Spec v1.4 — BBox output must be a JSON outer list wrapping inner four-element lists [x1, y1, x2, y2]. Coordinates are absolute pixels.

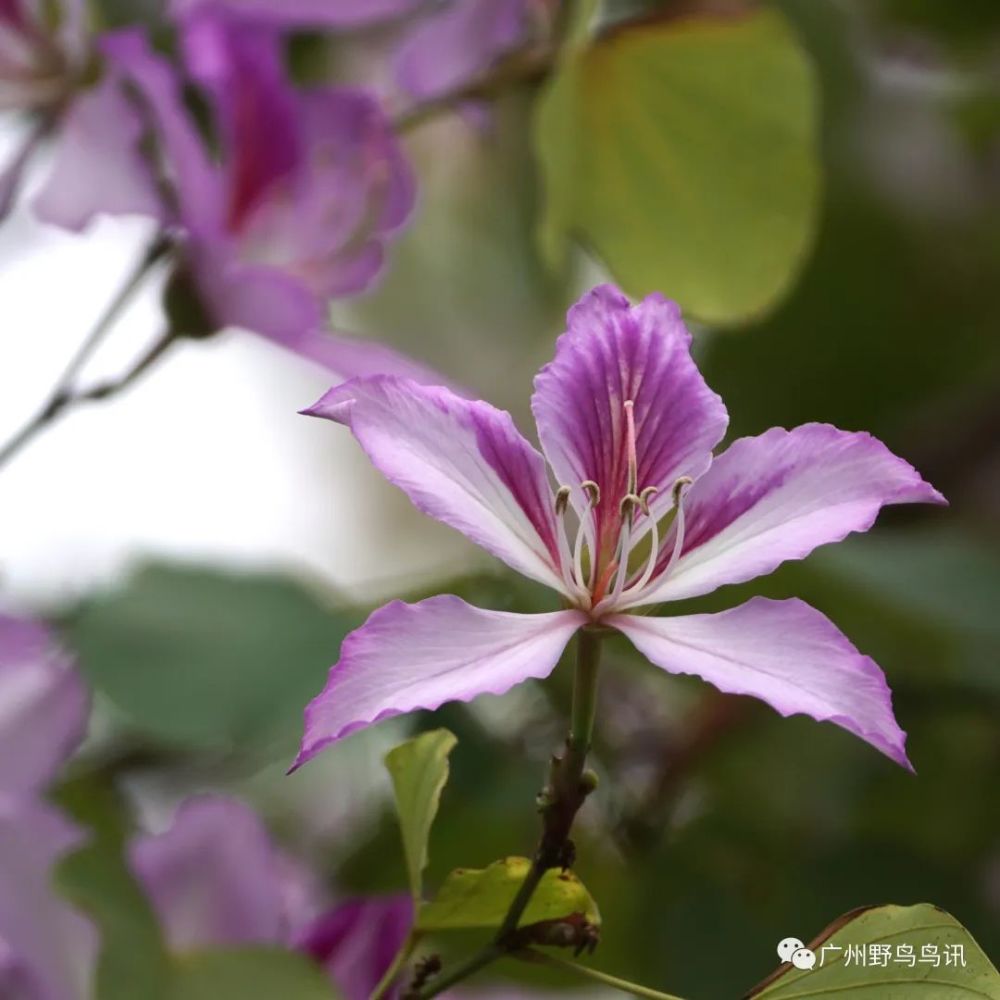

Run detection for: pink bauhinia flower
[[34, 10, 442, 384], [293, 285, 946, 772]]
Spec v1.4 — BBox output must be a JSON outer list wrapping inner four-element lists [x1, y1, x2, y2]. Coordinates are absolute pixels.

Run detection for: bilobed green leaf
[[535, 8, 820, 324], [416, 857, 600, 932], [62, 562, 359, 753], [170, 949, 340, 1000], [385, 728, 458, 901], [749, 903, 1000, 998]]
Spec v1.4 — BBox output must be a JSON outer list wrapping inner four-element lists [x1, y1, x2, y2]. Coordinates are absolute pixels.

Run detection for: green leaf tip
[[385, 727, 458, 903]]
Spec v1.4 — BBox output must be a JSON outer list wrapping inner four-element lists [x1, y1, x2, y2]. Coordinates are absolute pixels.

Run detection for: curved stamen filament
[[554, 482, 603, 605], [607, 493, 640, 607], [660, 476, 694, 580], [604, 476, 692, 611], [573, 480, 600, 592], [621, 490, 661, 600], [554, 486, 585, 601]]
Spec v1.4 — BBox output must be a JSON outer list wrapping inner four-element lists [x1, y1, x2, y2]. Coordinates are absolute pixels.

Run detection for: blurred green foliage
[[62, 564, 360, 757]]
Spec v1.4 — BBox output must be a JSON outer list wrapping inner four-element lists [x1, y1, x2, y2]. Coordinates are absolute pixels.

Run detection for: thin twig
[[72, 327, 178, 403], [392, 43, 556, 133], [517, 947, 690, 1000], [0, 238, 170, 471]]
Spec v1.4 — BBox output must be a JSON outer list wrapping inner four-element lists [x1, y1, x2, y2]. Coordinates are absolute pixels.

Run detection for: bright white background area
[[0, 143, 471, 613]]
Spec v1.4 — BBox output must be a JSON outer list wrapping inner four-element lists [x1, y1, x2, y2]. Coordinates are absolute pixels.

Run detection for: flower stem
[[569, 625, 601, 756], [0, 237, 171, 472], [413, 629, 602, 999], [518, 948, 690, 1000], [498, 627, 601, 940]]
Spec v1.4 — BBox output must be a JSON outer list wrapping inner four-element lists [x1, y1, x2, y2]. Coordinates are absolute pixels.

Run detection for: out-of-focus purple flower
[[394, 0, 528, 102], [129, 795, 321, 953], [129, 793, 415, 997], [296, 895, 412, 1000], [35, 13, 444, 384], [0, 615, 95, 1000], [169, 0, 424, 29], [294, 283, 947, 772]]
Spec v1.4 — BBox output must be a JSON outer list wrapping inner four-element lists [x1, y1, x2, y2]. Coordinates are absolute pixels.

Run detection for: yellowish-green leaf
[[535, 8, 820, 325], [385, 728, 457, 902], [416, 857, 600, 932], [750, 903, 1000, 998]]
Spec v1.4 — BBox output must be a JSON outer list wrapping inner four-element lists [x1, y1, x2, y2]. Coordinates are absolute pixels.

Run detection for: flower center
[[553, 400, 693, 613]]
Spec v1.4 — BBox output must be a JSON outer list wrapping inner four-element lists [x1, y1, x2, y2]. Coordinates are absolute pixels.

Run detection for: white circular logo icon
[[777, 937, 805, 963], [791, 947, 817, 970]]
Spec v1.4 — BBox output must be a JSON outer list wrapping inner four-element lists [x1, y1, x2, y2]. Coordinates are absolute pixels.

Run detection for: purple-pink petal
[[228, 86, 415, 300], [608, 597, 912, 769], [170, 0, 423, 28], [193, 252, 452, 382], [292, 330, 459, 387], [0, 615, 87, 797], [532, 284, 728, 560], [32, 76, 167, 231], [0, 797, 96, 1000], [296, 895, 412, 1000], [97, 28, 221, 233], [129, 795, 301, 952], [300, 88, 415, 240], [293, 596, 585, 768], [395, 0, 526, 102], [634, 423, 946, 606], [178, 7, 299, 234], [305, 377, 567, 593]]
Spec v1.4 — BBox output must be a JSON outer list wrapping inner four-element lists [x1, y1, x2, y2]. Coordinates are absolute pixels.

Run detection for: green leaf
[[62, 562, 360, 753], [417, 857, 600, 932], [385, 728, 457, 902], [535, 8, 820, 324], [749, 903, 1000, 998], [170, 949, 340, 1000]]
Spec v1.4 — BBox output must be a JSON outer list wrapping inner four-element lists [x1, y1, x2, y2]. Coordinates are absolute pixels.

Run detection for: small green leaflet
[[385, 728, 458, 902]]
